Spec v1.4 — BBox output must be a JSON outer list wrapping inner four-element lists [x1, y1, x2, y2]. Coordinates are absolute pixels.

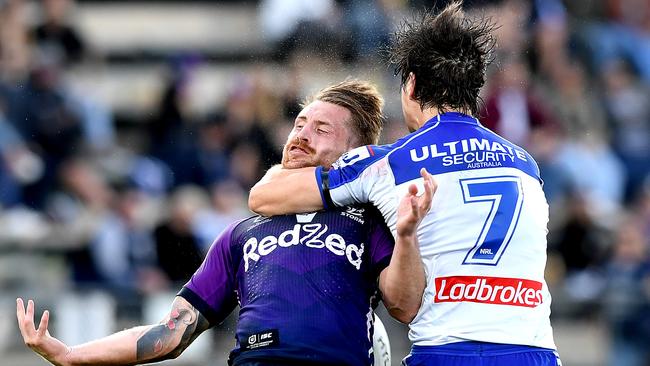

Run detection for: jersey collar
[[422, 111, 481, 128]]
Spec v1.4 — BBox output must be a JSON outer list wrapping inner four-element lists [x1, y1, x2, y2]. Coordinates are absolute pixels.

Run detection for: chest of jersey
[[235, 208, 375, 275]]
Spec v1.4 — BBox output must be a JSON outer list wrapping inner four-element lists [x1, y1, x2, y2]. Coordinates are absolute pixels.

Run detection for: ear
[[405, 73, 416, 100]]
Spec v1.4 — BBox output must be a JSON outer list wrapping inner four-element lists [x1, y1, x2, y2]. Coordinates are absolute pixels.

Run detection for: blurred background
[[0, 0, 649, 365]]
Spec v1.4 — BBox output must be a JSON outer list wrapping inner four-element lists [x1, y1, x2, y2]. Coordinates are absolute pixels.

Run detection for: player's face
[[282, 100, 355, 169]]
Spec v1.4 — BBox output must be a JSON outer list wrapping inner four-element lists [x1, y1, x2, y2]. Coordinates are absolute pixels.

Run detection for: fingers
[[17, 298, 37, 341], [16, 298, 24, 320], [410, 196, 419, 217], [26, 299, 34, 324], [37, 310, 49, 338], [407, 183, 418, 197], [419, 168, 435, 211], [16, 298, 25, 332], [401, 168, 435, 220], [420, 168, 436, 192]]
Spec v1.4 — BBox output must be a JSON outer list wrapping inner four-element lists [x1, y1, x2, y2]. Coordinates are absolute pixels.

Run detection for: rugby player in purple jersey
[[17, 80, 435, 366]]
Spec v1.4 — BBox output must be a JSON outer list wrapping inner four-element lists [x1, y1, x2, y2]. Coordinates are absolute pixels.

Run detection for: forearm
[[65, 297, 208, 366], [380, 233, 425, 324], [249, 166, 323, 215], [64, 326, 148, 366]]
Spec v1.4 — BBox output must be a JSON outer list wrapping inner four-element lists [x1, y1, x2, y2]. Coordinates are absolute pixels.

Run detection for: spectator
[[153, 186, 205, 285], [16, 53, 85, 208], [192, 180, 249, 252], [0, 109, 43, 207], [543, 61, 608, 140], [0, 0, 31, 81], [549, 192, 609, 316], [258, 0, 350, 61], [601, 60, 650, 201], [343, 0, 393, 60], [480, 55, 557, 149], [194, 115, 231, 187], [33, 0, 86, 64], [601, 214, 650, 366], [90, 185, 165, 297], [581, 0, 650, 82], [45, 158, 113, 285]]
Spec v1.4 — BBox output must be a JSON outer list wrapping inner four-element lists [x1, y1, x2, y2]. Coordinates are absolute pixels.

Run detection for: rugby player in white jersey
[[249, 2, 562, 365]]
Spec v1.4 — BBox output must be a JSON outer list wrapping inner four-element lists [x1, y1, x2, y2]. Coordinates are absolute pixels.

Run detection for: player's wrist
[[396, 230, 417, 242]]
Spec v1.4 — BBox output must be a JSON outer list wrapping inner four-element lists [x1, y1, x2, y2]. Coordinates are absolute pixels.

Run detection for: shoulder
[[328, 143, 402, 189], [480, 125, 542, 180], [331, 145, 389, 171], [213, 216, 259, 247]]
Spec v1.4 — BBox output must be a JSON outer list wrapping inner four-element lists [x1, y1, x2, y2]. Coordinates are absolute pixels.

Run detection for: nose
[[294, 123, 312, 145]]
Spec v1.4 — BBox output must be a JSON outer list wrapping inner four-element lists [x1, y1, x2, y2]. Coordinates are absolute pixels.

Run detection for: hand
[[396, 168, 436, 238], [16, 298, 71, 366]]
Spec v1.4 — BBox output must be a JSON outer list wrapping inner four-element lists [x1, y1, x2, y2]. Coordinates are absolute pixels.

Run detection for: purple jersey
[[178, 204, 394, 366]]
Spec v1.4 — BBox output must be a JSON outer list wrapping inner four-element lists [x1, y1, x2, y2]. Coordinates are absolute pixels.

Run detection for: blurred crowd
[[0, 0, 649, 365]]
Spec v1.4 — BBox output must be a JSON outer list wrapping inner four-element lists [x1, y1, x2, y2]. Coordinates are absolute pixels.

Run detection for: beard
[[281, 142, 318, 169]]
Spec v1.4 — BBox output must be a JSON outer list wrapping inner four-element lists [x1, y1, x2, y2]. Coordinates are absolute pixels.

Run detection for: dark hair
[[388, 1, 496, 115], [303, 79, 385, 145]]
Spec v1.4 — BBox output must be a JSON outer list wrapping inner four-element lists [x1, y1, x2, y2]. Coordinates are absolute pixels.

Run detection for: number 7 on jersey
[[460, 176, 524, 266]]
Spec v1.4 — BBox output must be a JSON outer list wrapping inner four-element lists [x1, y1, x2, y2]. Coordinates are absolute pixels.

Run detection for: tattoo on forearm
[[136, 300, 210, 362]]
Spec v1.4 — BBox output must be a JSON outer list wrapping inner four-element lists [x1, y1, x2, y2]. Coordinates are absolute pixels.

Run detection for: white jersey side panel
[[324, 113, 556, 349]]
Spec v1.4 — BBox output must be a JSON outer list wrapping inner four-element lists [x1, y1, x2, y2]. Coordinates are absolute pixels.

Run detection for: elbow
[[401, 307, 419, 324], [387, 305, 419, 324], [248, 190, 262, 214], [248, 187, 272, 216], [168, 348, 184, 360]]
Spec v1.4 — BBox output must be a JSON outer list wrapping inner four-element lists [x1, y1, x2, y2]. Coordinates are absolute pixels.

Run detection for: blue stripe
[[411, 342, 556, 356], [315, 166, 328, 209]]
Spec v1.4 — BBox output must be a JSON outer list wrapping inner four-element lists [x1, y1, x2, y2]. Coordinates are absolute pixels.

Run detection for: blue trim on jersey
[[315, 166, 329, 209], [429, 112, 481, 125], [476, 123, 542, 180], [326, 145, 390, 189]]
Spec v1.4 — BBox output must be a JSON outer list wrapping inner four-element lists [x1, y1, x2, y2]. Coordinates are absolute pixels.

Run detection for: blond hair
[[304, 80, 385, 145]]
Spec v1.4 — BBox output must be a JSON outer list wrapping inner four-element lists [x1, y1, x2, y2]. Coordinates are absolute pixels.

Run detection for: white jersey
[[316, 112, 556, 350]]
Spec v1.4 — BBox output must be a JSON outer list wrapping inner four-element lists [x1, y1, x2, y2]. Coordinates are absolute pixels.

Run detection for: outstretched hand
[[396, 168, 436, 238], [16, 298, 71, 366]]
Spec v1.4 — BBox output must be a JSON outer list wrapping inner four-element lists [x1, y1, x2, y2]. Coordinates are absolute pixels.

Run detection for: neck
[[419, 107, 441, 127], [416, 107, 468, 128]]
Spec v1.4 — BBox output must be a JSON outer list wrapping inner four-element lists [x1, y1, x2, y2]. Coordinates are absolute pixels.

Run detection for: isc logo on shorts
[[434, 276, 544, 307]]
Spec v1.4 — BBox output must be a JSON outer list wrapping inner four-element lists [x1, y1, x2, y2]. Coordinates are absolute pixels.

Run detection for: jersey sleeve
[[367, 213, 394, 278], [178, 222, 239, 326], [317, 145, 388, 208]]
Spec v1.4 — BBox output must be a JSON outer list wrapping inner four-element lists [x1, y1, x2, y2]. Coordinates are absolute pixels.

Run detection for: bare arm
[[380, 168, 435, 324], [249, 165, 324, 216], [16, 296, 210, 366]]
